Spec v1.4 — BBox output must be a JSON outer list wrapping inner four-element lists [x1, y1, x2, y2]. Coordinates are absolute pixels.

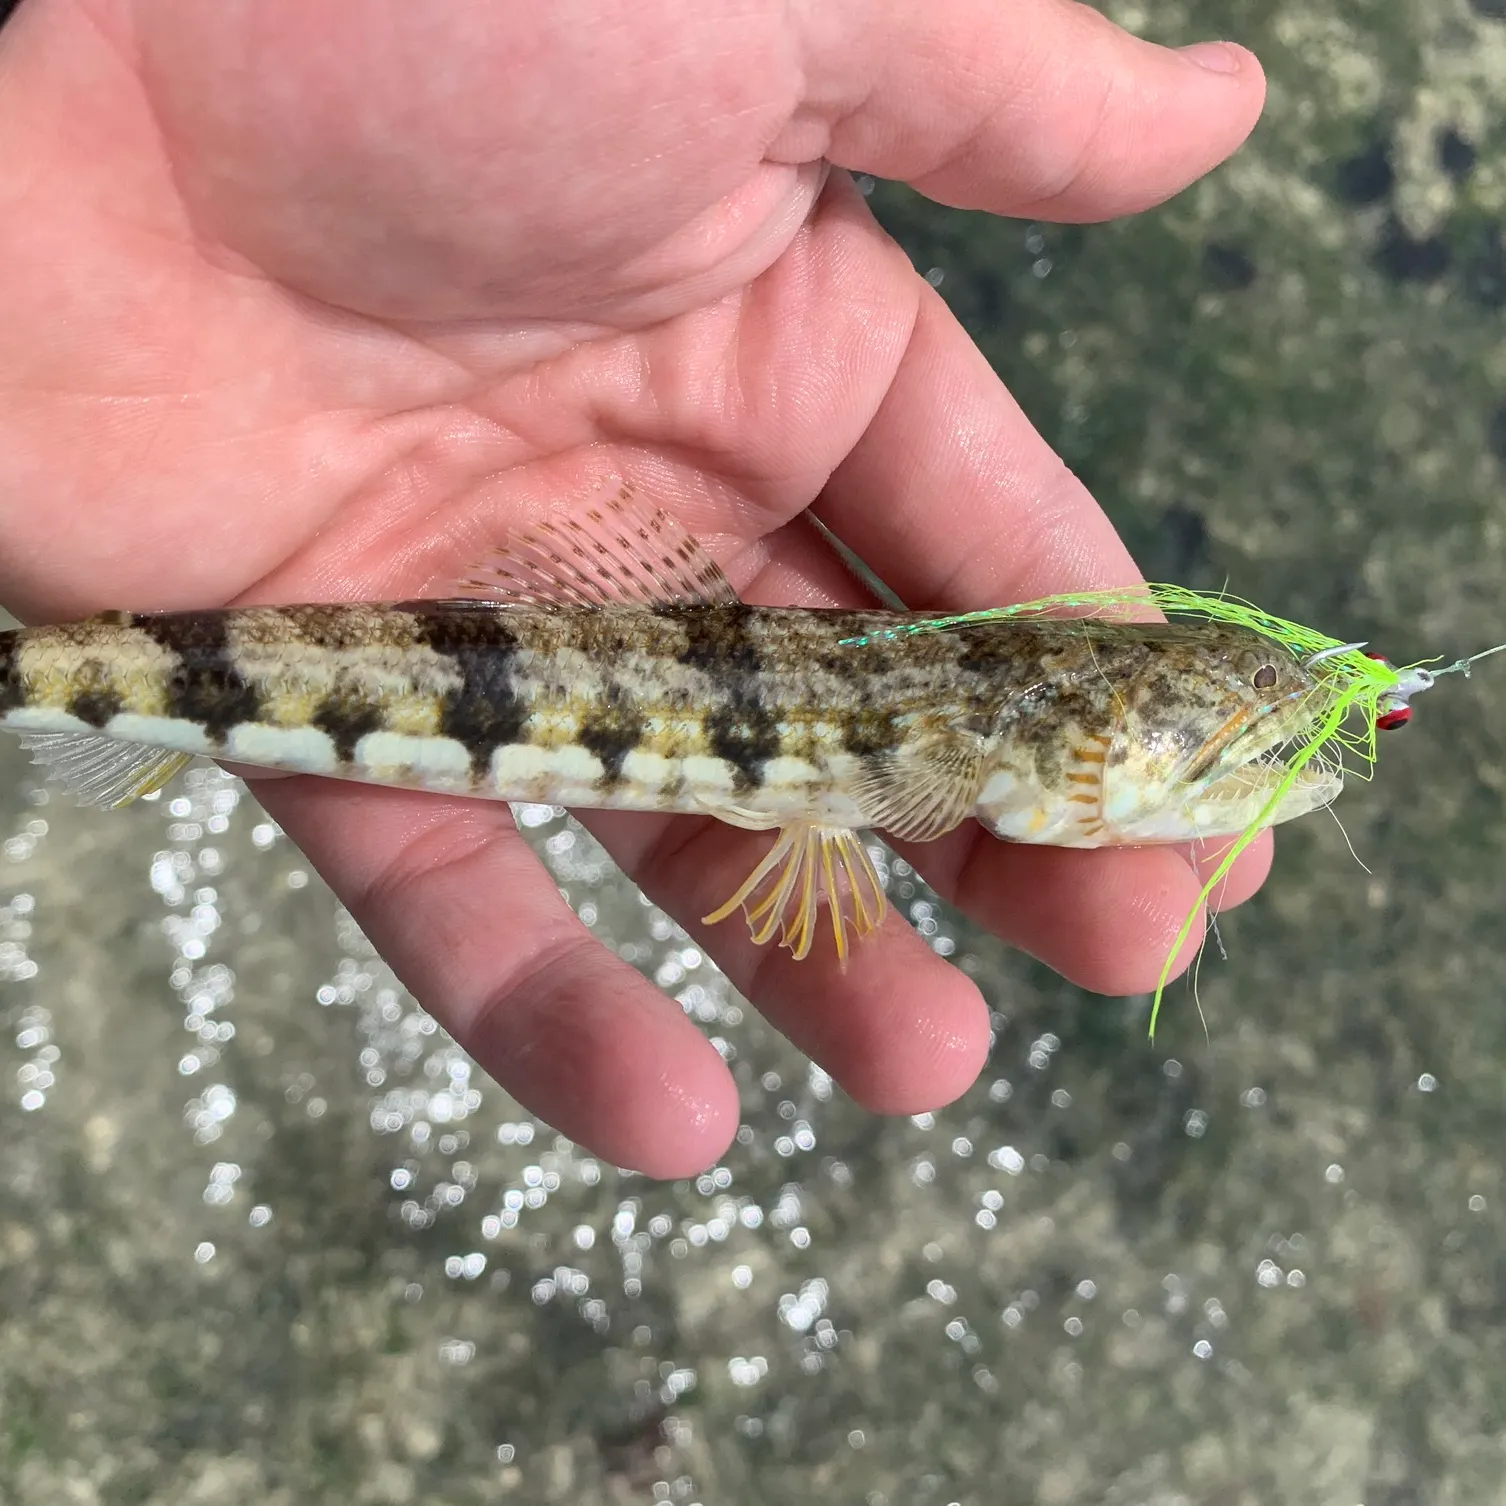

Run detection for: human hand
[[0, 0, 1268, 1174]]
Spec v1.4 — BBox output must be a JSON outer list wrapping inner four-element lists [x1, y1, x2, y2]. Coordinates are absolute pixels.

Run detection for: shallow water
[[6, 3, 1506, 1503]]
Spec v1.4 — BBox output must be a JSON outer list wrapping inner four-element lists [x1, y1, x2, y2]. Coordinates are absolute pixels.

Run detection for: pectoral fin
[[849, 728, 988, 843], [702, 822, 887, 964]]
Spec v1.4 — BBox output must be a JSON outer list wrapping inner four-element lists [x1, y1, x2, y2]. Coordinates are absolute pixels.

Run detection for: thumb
[[785, 0, 1265, 221]]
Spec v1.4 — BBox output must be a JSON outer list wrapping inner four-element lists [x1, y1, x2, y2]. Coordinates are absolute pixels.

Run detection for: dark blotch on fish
[[840, 706, 899, 759], [69, 684, 124, 729], [313, 696, 386, 763], [705, 695, 779, 793], [406, 607, 530, 775], [579, 687, 646, 787], [0, 636, 19, 715], [136, 611, 265, 740], [814, 640, 895, 676], [675, 605, 763, 678]]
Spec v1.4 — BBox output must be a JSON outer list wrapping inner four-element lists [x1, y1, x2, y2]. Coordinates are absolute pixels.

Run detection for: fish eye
[[1253, 664, 1278, 690]]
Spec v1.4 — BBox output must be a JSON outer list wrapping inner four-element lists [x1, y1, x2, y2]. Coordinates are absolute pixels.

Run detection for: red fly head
[[1364, 652, 1413, 730]]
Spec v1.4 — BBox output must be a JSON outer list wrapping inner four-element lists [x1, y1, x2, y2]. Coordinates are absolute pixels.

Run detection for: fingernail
[[1178, 41, 1243, 74]]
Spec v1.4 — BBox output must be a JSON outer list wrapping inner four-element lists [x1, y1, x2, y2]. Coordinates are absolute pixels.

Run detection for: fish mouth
[[1184, 752, 1342, 838], [1180, 694, 1314, 791], [1097, 691, 1340, 845], [1179, 694, 1341, 824]]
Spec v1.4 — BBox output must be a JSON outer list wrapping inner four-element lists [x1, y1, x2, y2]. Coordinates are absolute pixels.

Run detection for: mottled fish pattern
[[0, 488, 1343, 962]]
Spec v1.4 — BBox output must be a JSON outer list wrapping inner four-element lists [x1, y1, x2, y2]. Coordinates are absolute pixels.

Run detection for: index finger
[[817, 278, 1139, 615], [814, 282, 1276, 986]]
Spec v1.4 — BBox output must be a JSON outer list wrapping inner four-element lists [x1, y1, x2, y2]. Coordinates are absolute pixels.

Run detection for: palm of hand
[[0, 0, 1268, 1173]]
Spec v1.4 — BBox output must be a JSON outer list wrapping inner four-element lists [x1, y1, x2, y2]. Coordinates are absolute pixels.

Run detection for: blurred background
[[4, 1, 1506, 1502]]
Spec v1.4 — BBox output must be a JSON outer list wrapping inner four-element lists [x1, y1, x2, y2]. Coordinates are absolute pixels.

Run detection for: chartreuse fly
[[0, 484, 1497, 1027]]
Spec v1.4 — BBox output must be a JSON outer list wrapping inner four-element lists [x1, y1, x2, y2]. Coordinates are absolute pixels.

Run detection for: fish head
[[1098, 623, 1341, 843]]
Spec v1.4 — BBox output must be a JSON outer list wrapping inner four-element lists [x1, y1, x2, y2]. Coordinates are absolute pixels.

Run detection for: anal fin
[[689, 792, 782, 832], [19, 732, 193, 809], [702, 822, 887, 964]]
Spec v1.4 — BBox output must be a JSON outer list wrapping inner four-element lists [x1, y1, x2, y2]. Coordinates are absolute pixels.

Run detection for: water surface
[[4, 3, 1506, 1501]]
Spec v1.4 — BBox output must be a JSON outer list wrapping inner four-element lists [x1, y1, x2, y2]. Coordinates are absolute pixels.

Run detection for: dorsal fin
[[454, 482, 740, 609]]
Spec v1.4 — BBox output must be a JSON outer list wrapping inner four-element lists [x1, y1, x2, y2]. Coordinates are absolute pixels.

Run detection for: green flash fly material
[[0, 482, 1497, 1035]]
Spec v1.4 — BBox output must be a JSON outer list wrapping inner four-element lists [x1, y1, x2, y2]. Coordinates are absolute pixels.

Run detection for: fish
[[0, 485, 1344, 964]]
